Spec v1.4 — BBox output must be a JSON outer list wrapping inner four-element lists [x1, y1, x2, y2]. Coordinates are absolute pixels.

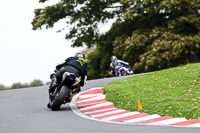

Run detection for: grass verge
[[103, 63, 200, 119]]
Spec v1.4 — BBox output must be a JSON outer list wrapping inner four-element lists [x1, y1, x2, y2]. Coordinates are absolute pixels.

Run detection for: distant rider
[[110, 55, 131, 76], [48, 53, 87, 97]]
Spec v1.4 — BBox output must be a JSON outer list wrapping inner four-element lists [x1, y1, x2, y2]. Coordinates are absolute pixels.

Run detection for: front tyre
[[50, 86, 69, 111]]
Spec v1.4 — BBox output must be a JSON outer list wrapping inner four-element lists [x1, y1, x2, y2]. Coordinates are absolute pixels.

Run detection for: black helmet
[[76, 53, 85, 59], [111, 55, 117, 61]]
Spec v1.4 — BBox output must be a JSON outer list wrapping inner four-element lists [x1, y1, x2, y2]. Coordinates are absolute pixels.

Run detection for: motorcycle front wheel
[[50, 86, 69, 111]]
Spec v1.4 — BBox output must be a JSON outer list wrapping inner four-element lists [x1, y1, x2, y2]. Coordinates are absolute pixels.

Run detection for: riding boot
[[72, 84, 81, 94], [49, 74, 58, 94]]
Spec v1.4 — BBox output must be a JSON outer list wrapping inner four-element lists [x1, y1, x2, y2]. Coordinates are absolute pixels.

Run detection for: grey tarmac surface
[[0, 75, 199, 133]]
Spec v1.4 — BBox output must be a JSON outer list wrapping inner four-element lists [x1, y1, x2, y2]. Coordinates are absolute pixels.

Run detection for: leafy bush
[[0, 84, 8, 90], [29, 79, 44, 87], [0, 79, 45, 90]]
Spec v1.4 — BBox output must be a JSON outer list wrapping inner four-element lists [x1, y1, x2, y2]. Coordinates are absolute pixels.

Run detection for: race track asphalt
[[0, 75, 199, 133]]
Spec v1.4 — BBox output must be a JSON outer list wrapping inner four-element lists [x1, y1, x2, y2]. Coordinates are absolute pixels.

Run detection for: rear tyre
[[121, 71, 128, 76], [50, 86, 69, 111]]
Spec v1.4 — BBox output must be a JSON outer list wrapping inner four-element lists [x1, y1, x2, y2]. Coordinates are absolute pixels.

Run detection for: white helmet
[[76, 53, 85, 59], [111, 56, 117, 61]]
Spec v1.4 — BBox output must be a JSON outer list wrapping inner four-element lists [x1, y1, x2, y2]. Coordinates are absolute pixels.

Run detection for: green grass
[[103, 63, 200, 119]]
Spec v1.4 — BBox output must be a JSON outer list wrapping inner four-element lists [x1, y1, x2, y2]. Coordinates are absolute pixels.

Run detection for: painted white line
[[123, 114, 161, 123], [148, 118, 187, 125], [79, 102, 113, 111], [84, 108, 117, 115], [187, 123, 200, 127], [102, 112, 139, 121], [71, 97, 151, 126], [91, 109, 126, 118], [77, 101, 107, 108], [77, 101, 106, 108], [88, 87, 103, 90], [78, 94, 101, 99], [77, 95, 106, 103], [69, 91, 120, 124]]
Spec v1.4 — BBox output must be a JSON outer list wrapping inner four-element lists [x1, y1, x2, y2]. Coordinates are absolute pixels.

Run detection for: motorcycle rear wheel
[[121, 71, 128, 76], [50, 86, 69, 111]]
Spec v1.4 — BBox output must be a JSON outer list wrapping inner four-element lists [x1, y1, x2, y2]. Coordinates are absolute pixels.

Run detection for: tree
[[112, 0, 200, 73], [33, 0, 200, 79], [10, 82, 29, 89], [29, 79, 44, 87], [32, 0, 124, 47], [0, 84, 8, 90]]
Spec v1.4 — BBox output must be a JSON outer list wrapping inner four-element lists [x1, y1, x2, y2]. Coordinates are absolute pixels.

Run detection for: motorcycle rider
[[48, 53, 87, 98], [110, 55, 131, 76]]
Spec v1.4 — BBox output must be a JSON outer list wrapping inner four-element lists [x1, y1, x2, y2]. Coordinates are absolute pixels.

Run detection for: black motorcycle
[[48, 72, 80, 111]]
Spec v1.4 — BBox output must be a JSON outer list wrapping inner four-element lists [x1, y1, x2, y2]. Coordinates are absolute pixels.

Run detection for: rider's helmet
[[111, 56, 117, 61], [76, 53, 85, 59]]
